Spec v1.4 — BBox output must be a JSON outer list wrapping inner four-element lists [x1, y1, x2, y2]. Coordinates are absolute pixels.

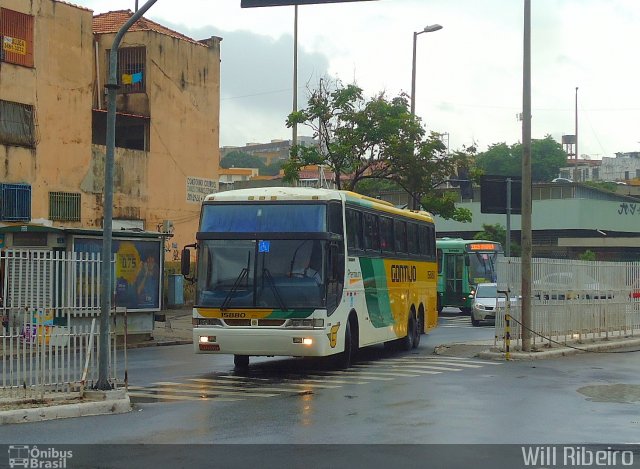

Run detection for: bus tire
[[400, 313, 416, 351], [413, 313, 422, 348], [335, 318, 356, 369], [234, 354, 249, 369], [437, 294, 443, 313], [460, 307, 472, 315]]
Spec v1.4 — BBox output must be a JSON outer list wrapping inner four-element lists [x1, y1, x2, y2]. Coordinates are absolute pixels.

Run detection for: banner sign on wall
[[186, 177, 217, 203], [74, 238, 162, 311]]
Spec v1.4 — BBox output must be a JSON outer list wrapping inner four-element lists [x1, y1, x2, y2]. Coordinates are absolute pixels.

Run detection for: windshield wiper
[[262, 268, 287, 311], [220, 268, 249, 311]]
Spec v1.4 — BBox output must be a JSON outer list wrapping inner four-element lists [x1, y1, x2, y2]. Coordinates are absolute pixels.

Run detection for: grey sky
[[75, 0, 640, 158]]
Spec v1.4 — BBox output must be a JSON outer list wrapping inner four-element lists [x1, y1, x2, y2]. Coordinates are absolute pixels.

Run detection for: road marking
[[212, 375, 343, 388], [218, 373, 367, 388], [350, 365, 422, 377], [189, 377, 363, 390], [127, 391, 240, 402], [391, 364, 461, 372], [311, 372, 394, 381], [135, 386, 278, 398]]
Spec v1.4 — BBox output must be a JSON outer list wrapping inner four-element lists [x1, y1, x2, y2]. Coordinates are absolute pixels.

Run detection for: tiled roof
[[93, 10, 203, 46]]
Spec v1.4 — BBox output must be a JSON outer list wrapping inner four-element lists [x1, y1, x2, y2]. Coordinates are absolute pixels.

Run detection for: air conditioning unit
[[162, 220, 174, 233]]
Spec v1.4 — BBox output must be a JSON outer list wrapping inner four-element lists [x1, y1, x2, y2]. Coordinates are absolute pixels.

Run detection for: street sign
[[241, 0, 375, 7], [480, 175, 522, 214]]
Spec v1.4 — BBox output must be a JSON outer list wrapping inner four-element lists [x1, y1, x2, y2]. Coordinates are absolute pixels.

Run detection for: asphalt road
[[1, 311, 639, 446]]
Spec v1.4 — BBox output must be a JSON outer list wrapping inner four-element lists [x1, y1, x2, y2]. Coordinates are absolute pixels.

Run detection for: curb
[[129, 339, 192, 348], [0, 391, 131, 425], [478, 337, 640, 361]]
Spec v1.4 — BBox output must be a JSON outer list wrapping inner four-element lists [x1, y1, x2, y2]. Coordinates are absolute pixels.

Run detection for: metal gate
[[1, 249, 121, 399]]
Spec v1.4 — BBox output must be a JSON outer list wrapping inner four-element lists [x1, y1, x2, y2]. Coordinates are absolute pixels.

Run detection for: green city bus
[[436, 238, 503, 313]]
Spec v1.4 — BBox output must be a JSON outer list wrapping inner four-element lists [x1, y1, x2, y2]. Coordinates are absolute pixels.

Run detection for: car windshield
[[196, 239, 326, 309], [476, 284, 497, 298]]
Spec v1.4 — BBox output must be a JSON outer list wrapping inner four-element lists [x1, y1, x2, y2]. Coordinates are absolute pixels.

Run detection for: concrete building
[[221, 136, 318, 166], [0, 2, 220, 262]]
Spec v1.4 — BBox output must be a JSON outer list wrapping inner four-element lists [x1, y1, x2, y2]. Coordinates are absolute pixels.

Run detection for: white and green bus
[[436, 238, 503, 313], [182, 187, 438, 369]]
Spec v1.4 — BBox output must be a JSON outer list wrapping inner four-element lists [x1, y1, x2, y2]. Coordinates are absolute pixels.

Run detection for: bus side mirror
[[181, 243, 197, 280]]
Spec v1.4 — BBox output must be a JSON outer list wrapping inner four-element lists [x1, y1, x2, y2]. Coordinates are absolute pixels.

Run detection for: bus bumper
[[193, 327, 338, 357]]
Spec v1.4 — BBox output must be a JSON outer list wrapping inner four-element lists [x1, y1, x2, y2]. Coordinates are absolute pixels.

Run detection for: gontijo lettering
[[391, 264, 417, 282]]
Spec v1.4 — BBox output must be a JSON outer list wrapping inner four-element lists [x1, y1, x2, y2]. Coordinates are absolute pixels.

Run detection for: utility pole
[[521, 0, 533, 352], [292, 5, 298, 150], [96, 0, 158, 390], [574, 86, 579, 181]]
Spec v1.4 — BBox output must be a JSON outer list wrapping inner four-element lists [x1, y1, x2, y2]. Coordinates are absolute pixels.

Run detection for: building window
[[92, 111, 149, 151], [110, 47, 146, 93], [0, 100, 36, 148], [0, 183, 31, 221], [1, 9, 34, 68], [49, 192, 81, 221], [592, 168, 599, 180]]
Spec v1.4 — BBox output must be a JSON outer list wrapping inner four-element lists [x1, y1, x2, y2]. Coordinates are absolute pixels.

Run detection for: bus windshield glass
[[468, 251, 501, 284], [200, 204, 326, 232], [196, 239, 326, 309]]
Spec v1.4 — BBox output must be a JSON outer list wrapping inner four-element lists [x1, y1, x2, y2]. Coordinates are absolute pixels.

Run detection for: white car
[[470, 283, 517, 327]]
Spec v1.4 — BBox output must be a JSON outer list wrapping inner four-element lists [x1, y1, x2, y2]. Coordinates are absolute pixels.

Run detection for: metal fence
[[1, 250, 123, 400], [494, 257, 640, 350]]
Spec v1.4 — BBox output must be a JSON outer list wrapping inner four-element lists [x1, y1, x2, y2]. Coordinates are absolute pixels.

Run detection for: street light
[[410, 24, 443, 116]]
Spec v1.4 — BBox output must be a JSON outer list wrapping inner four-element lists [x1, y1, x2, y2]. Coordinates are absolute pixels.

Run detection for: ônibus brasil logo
[[8, 445, 73, 468]]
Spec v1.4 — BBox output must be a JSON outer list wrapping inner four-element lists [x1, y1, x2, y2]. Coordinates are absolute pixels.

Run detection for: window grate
[[109, 47, 146, 93], [1, 8, 34, 68], [0, 100, 35, 148], [0, 183, 31, 221], [49, 192, 81, 221]]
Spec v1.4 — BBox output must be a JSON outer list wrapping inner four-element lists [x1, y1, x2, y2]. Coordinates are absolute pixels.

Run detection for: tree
[[220, 151, 265, 171], [579, 250, 596, 261], [285, 79, 472, 220], [474, 135, 567, 182], [474, 223, 521, 256]]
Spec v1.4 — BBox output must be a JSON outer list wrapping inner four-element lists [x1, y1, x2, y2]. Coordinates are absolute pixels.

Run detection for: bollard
[[499, 289, 511, 361]]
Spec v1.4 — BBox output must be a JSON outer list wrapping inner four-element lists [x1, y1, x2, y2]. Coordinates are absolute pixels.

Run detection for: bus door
[[444, 253, 464, 306]]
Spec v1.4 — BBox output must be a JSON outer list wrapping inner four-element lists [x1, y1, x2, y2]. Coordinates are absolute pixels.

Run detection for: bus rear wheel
[[400, 314, 416, 351], [413, 314, 422, 348], [234, 354, 249, 369]]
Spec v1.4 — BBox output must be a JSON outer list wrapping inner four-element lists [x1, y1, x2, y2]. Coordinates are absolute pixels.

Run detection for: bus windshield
[[200, 204, 326, 232], [196, 239, 326, 309], [468, 251, 501, 284]]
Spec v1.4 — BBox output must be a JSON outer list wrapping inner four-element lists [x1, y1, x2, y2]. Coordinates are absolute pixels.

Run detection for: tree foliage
[[220, 151, 265, 170], [285, 79, 472, 220], [474, 135, 567, 182]]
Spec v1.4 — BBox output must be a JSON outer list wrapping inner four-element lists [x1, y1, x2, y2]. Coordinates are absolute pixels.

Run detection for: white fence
[[495, 258, 640, 350], [1, 249, 123, 399]]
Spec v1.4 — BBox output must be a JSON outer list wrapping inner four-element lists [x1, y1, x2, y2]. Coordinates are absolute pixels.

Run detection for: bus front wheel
[[234, 354, 249, 369], [334, 319, 356, 369]]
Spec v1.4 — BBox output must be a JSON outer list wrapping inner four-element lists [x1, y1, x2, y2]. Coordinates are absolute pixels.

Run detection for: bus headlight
[[199, 336, 216, 343], [288, 319, 324, 328]]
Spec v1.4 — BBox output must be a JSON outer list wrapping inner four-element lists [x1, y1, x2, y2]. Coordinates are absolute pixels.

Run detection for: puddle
[[577, 384, 640, 403]]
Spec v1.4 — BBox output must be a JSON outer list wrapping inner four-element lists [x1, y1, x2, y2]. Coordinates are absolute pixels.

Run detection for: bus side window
[[407, 223, 418, 255], [363, 213, 380, 251], [379, 216, 394, 253], [394, 219, 407, 254], [346, 208, 363, 253], [328, 202, 343, 235], [418, 225, 429, 257]]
